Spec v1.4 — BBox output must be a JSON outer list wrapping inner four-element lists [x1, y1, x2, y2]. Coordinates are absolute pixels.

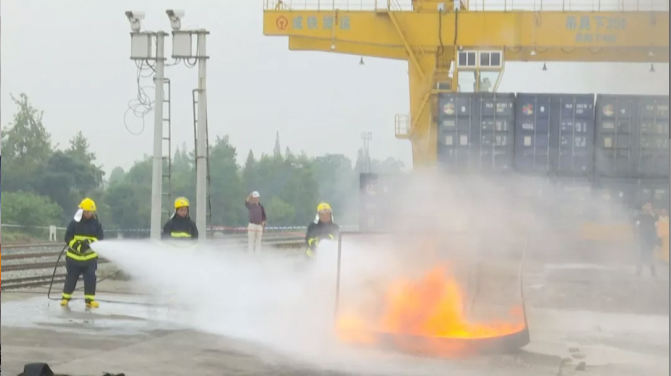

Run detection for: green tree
[[1, 191, 63, 227], [67, 131, 104, 187], [1, 93, 53, 191], [254, 153, 318, 226], [208, 136, 246, 226], [101, 158, 152, 233], [34, 150, 105, 220], [68, 131, 94, 163], [170, 146, 196, 216], [242, 150, 259, 193], [266, 196, 296, 225], [312, 154, 357, 225], [108, 167, 126, 186]]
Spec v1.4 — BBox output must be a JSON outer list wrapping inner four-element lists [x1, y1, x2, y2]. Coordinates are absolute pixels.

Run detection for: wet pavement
[[1, 258, 668, 376]]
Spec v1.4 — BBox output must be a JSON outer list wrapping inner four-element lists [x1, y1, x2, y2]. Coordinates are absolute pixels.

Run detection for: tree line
[[1, 94, 404, 241]]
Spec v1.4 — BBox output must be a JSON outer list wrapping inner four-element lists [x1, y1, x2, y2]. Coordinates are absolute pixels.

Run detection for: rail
[[263, 0, 413, 11], [263, 0, 669, 11], [1, 234, 307, 290]]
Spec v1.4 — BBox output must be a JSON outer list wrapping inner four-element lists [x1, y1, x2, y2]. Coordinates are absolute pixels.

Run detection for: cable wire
[[124, 60, 155, 136]]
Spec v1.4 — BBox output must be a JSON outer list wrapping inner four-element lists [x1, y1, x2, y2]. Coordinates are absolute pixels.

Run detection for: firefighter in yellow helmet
[[61, 197, 104, 309], [305, 202, 339, 257], [162, 197, 199, 239]]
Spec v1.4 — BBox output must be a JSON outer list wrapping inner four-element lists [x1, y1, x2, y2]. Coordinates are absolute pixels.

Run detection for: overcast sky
[[2, 0, 668, 175]]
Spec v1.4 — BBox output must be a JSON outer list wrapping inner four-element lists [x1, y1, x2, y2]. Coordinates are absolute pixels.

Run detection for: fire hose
[[46, 244, 155, 306], [46, 244, 67, 302]]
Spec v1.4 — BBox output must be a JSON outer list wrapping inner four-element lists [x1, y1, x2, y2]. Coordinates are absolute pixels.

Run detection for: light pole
[[125, 11, 166, 240], [126, 10, 210, 239], [194, 30, 208, 238], [361, 131, 373, 173], [167, 10, 210, 239]]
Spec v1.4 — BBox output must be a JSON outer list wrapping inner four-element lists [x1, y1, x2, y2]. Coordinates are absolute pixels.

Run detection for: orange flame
[[336, 266, 525, 347]]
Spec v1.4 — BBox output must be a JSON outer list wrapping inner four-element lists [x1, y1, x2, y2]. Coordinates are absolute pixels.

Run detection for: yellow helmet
[[174, 197, 190, 209], [317, 202, 332, 213], [79, 198, 97, 212]]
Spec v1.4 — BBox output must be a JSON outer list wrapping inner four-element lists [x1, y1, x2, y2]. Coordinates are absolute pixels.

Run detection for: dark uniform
[[163, 214, 199, 239], [306, 221, 339, 257], [635, 210, 659, 276], [62, 212, 104, 306]]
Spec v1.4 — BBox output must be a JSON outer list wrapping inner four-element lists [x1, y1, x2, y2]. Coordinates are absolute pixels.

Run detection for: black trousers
[[62, 257, 98, 300]]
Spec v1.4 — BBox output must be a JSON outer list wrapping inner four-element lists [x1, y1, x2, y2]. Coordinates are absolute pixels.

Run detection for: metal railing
[[263, 0, 413, 11], [467, 0, 669, 11], [263, 0, 668, 11]]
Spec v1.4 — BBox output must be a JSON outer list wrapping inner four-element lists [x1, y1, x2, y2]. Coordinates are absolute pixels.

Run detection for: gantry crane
[[263, 0, 669, 166]]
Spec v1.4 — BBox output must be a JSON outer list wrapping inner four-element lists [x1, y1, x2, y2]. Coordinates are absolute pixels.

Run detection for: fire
[[336, 266, 526, 350]]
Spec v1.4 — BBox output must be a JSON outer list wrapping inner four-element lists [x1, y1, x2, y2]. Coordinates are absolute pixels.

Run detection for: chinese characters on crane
[[566, 15, 626, 43]]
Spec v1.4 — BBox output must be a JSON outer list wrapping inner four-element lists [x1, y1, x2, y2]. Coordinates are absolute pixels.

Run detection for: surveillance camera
[[166, 9, 185, 18], [125, 10, 145, 32], [166, 9, 184, 31], [125, 10, 145, 21]]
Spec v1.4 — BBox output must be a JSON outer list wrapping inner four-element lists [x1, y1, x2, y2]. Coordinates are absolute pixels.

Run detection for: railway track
[[2, 234, 305, 290]]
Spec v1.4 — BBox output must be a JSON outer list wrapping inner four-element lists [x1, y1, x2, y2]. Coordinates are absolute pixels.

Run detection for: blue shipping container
[[515, 94, 594, 176], [438, 94, 477, 171], [635, 96, 669, 178], [553, 94, 595, 176], [515, 94, 552, 174], [438, 93, 515, 173], [595, 95, 637, 178]]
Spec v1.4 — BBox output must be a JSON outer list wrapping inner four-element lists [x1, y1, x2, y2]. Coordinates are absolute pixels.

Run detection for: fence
[[263, 0, 669, 11], [1, 223, 358, 243], [264, 0, 418, 11]]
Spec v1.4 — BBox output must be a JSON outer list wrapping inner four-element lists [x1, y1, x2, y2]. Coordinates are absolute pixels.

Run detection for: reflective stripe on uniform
[[84, 294, 95, 300], [67, 234, 99, 260], [62, 293, 72, 299], [66, 251, 98, 261], [170, 232, 192, 238], [68, 234, 98, 248], [308, 238, 317, 246]]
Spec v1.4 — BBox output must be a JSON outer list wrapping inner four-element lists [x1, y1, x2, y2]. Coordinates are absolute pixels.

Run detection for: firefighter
[[61, 197, 104, 309], [655, 208, 669, 264], [635, 201, 659, 276], [162, 196, 199, 239], [305, 202, 339, 258]]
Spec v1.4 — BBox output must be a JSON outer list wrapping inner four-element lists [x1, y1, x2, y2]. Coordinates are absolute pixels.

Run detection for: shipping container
[[514, 94, 594, 176], [595, 95, 638, 178], [635, 96, 669, 178], [478, 93, 516, 172], [595, 95, 669, 179], [437, 93, 477, 171], [552, 94, 595, 176], [438, 93, 515, 173], [515, 94, 552, 174]]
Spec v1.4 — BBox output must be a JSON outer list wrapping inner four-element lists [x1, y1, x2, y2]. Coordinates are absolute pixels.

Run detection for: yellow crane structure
[[263, 0, 669, 166]]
